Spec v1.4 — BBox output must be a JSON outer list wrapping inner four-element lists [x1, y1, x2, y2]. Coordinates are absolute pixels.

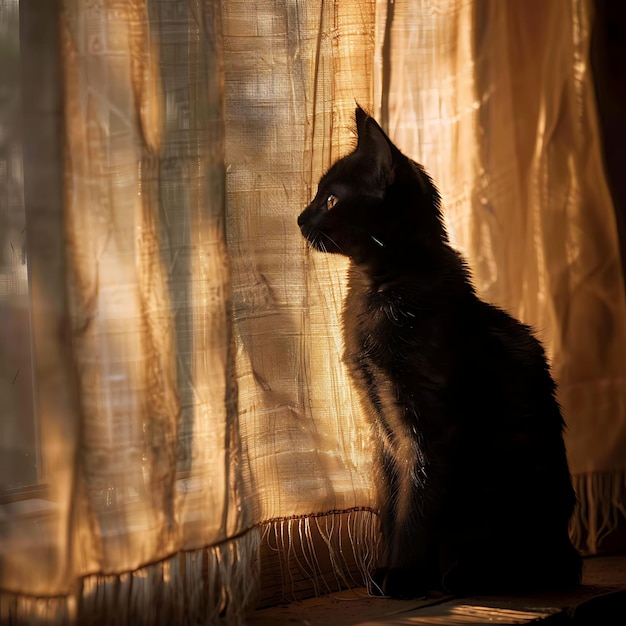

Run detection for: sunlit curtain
[[1, 0, 625, 624]]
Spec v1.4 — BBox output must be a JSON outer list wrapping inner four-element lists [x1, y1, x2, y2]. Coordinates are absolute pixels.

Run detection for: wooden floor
[[248, 554, 626, 625]]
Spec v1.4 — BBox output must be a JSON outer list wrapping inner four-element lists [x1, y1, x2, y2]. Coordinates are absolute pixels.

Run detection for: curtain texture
[[1, 0, 625, 624]]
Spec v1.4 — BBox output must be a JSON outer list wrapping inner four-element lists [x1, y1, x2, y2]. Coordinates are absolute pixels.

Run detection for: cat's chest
[[343, 281, 432, 367]]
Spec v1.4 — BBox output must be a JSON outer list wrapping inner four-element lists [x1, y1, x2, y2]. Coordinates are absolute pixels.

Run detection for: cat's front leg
[[381, 495, 437, 598], [377, 440, 440, 599], [375, 532, 434, 599], [371, 446, 401, 595]]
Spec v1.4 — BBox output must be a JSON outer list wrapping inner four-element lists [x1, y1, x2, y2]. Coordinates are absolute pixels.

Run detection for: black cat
[[297, 106, 582, 599]]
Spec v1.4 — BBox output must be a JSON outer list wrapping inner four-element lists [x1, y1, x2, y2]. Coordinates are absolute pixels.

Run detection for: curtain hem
[[0, 527, 261, 626], [0, 508, 380, 624]]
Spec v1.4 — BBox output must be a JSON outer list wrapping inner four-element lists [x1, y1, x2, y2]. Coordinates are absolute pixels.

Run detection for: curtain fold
[[223, 0, 377, 524], [60, 0, 246, 574], [1, 0, 626, 624]]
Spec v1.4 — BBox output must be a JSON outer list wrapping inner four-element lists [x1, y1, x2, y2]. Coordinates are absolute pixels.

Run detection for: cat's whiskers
[[369, 233, 386, 248], [308, 231, 323, 253], [320, 231, 344, 254], [312, 232, 328, 253]]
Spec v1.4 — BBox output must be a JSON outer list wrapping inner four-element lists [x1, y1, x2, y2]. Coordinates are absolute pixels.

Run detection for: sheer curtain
[[1, 0, 625, 624]]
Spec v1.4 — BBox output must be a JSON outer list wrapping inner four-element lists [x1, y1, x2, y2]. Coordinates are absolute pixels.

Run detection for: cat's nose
[[297, 212, 305, 227]]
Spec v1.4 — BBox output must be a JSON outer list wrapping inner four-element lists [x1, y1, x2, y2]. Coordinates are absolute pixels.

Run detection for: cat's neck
[[349, 243, 475, 301]]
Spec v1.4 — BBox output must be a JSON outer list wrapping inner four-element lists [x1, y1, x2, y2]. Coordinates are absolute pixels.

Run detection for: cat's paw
[[372, 567, 429, 600]]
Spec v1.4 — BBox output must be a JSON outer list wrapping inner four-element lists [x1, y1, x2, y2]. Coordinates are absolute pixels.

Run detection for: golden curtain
[[1, 0, 625, 623]]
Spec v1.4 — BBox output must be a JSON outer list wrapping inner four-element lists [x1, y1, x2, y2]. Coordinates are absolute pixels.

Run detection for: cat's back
[[463, 300, 558, 407]]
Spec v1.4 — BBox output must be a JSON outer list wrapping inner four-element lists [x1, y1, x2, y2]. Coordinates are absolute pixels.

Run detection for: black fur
[[297, 106, 582, 599]]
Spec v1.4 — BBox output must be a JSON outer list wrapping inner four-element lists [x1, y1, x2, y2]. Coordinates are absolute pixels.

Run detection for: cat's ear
[[355, 104, 370, 135], [354, 106, 393, 179]]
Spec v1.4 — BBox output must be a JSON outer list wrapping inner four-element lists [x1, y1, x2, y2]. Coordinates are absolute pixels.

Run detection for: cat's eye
[[326, 194, 339, 210]]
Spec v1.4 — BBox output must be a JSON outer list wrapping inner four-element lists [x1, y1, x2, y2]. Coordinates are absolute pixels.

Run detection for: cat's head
[[297, 106, 446, 268]]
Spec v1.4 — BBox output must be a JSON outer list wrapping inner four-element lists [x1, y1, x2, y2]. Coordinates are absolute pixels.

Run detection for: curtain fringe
[[570, 470, 626, 555], [259, 508, 380, 605], [0, 529, 261, 626]]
